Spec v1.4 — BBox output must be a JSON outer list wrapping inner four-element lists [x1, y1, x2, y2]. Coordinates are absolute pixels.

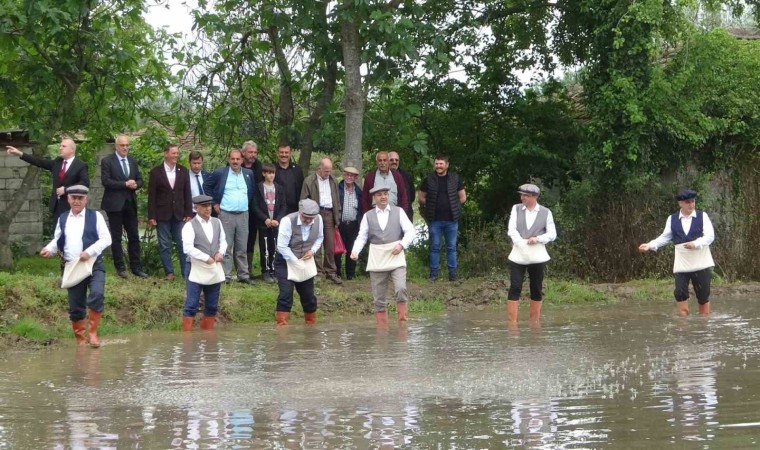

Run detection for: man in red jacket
[[147, 144, 193, 280], [360, 151, 409, 214]]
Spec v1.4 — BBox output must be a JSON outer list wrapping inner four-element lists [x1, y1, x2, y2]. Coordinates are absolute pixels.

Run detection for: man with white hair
[[6, 138, 90, 226], [506, 183, 556, 323], [40, 185, 111, 347]]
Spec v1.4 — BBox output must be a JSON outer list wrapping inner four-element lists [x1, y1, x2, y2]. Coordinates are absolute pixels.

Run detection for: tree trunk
[[268, 25, 295, 148], [341, 18, 365, 174], [300, 59, 338, 170]]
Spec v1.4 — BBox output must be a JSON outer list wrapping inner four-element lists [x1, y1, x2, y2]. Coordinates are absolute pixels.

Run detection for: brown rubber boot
[[304, 312, 317, 325], [507, 300, 519, 323], [72, 319, 87, 345], [182, 316, 194, 331], [276, 311, 290, 326], [529, 300, 542, 322], [375, 311, 389, 326], [200, 315, 215, 330], [87, 310, 103, 348], [698, 302, 710, 316], [397, 303, 408, 321], [676, 301, 689, 317]]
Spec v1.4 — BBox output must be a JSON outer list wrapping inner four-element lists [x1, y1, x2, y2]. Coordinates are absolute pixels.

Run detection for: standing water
[[1, 297, 760, 448]]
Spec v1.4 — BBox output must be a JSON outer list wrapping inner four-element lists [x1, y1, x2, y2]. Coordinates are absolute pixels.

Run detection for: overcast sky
[[144, 0, 197, 37]]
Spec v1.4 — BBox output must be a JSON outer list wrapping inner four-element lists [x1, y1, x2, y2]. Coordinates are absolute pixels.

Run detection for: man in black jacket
[[100, 135, 147, 278], [6, 138, 90, 227], [274, 144, 304, 214], [389, 151, 415, 221]]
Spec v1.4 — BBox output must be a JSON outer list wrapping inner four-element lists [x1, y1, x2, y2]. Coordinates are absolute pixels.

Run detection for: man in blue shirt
[[205, 149, 256, 284]]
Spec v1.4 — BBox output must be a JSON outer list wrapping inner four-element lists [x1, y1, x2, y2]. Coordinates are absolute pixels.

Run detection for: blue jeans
[[157, 218, 186, 277], [183, 260, 222, 317], [428, 220, 459, 276]]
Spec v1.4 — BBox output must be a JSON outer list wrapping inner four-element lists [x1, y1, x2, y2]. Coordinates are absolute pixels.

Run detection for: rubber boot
[[182, 316, 194, 331], [304, 312, 317, 325], [529, 300, 542, 322], [698, 302, 710, 316], [200, 315, 215, 330], [397, 303, 408, 322], [676, 301, 689, 317], [72, 319, 87, 345], [276, 311, 290, 326], [507, 300, 519, 323], [375, 311, 389, 326], [87, 310, 102, 348]]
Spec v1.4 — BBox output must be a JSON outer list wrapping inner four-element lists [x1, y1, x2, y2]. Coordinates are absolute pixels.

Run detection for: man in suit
[[389, 151, 415, 221], [188, 150, 212, 215], [6, 138, 90, 227], [301, 157, 342, 285], [360, 151, 409, 214], [100, 135, 147, 279], [148, 144, 193, 280], [242, 140, 264, 272], [205, 148, 256, 284]]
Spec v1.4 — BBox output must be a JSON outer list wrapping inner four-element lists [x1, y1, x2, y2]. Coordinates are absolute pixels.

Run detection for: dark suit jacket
[[100, 153, 143, 212], [20, 154, 89, 215], [205, 166, 256, 209], [253, 181, 288, 228], [147, 163, 193, 221], [397, 167, 415, 220], [360, 169, 409, 214]]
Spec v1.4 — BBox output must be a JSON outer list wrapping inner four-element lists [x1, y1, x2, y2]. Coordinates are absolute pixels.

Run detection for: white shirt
[[115, 152, 130, 176], [507, 204, 557, 245], [317, 175, 333, 208], [61, 156, 76, 175], [182, 215, 228, 262], [277, 215, 325, 261], [647, 210, 715, 251], [164, 162, 177, 188], [352, 205, 416, 255], [44, 209, 112, 262]]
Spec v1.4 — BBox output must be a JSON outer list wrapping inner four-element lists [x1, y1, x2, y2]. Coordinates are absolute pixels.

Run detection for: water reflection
[[1, 298, 760, 447]]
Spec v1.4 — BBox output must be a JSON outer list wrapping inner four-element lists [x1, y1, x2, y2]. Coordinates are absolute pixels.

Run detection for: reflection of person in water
[[638, 189, 715, 316]]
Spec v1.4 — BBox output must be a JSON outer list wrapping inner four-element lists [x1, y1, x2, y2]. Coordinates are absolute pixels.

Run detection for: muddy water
[[2, 298, 760, 448]]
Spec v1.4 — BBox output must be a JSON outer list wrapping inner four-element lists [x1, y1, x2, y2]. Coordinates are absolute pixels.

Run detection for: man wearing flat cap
[[336, 165, 363, 280], [506, 183, 557, 323], [181, 195, 227, 331], [639, 189, 715, 316], [40, 185, 112, 347], [351, 186, 416, 325], [418, 154, 466, 281], [274, 199, 324, 325]]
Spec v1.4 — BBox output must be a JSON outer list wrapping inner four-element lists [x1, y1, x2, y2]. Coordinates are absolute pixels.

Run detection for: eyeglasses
[[344, 173, 357, 177], [389, 159, 399, 162]]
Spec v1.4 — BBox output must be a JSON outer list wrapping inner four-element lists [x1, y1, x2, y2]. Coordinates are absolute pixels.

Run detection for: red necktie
[[58, 160, 67, 181]]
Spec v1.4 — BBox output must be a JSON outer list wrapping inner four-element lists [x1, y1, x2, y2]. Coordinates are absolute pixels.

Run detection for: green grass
[[8, 317, 55, 341]]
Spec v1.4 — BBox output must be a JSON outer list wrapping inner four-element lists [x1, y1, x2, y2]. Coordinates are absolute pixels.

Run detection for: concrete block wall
[[0, 146, 43, 255]]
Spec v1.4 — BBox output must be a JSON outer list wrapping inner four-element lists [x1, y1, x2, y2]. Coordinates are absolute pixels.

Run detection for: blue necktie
[[196, 174, 204, 195]]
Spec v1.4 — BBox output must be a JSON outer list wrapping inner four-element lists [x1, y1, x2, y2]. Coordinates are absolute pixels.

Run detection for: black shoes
[[132, 270, 148, 279], [238, 278, 255, 285], [116, 269, 128, 279]]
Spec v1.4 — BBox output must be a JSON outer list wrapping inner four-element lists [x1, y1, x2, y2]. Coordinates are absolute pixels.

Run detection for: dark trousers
[[315, 209, 337, 276], [246, 216, 259, 273], [674, 268, 712, 304], [107, 200, 142, 272], [156, 218, 186, 277], [274, 255, 317, 313], [68, 258, 106, 321], [183, 261, 222, 317], [258, 227, 277, 274], [336, 220, 359, 279], [508, 261, 545, 301]]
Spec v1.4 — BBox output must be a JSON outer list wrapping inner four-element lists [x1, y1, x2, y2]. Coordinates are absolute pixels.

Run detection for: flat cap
[[193, 194, 214, 205], [67, 185, 89, 196], [370, 186, 390, 195], [676, 189, 697, 201], [299, 199, 320, 217], [517, 183, 540, 196], [343, 166, 360, 176]]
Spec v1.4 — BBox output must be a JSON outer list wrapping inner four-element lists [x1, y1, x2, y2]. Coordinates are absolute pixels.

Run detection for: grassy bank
[[2, 256, 756, 350]]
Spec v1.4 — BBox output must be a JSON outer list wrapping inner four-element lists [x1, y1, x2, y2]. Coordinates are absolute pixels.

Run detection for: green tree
[[0, 0, 173, 268]]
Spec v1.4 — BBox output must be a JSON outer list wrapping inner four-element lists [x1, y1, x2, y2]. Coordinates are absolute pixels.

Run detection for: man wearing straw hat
[[638, 189, 715, 316], [274, 199, 324, 325], [351, 186, 416, 325], [336, 165, 362, 280], [506, 183, 557, 323], [181, 195, 227, 331], [40, 185, 112, 347]]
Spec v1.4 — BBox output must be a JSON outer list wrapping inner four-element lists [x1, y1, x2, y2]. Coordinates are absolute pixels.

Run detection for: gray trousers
[[220, 210, 250, 280], [369, 267, 408, 312]]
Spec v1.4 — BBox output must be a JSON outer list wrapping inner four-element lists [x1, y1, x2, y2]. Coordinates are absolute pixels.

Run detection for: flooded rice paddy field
[[2, 297, 760, 448]]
